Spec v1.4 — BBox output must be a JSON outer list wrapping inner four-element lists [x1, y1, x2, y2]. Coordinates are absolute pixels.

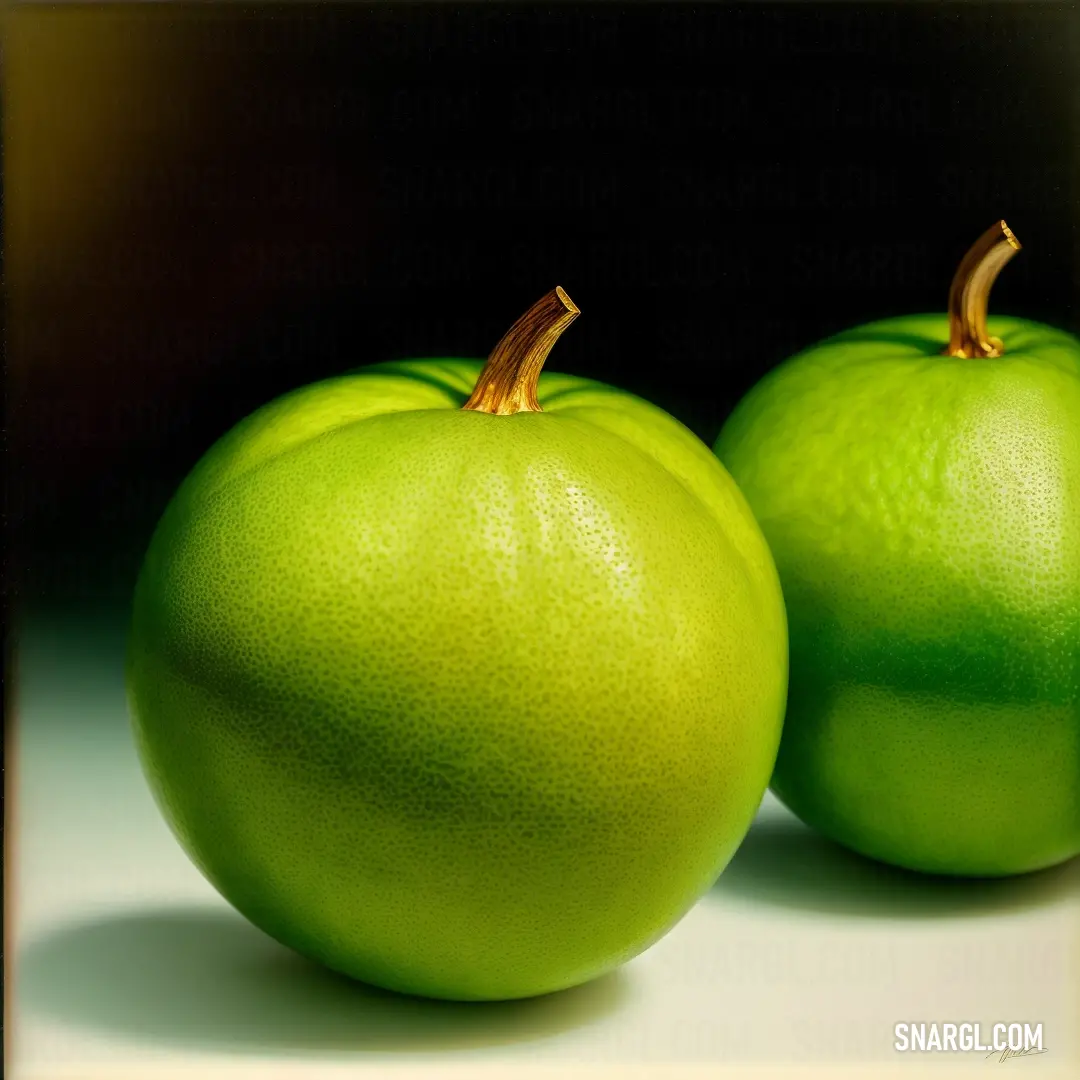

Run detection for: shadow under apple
[[711, 810, 1080, 918], [17, 906, 631, 1054]]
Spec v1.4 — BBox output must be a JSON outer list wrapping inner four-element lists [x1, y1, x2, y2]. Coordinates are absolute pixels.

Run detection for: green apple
[[716, 222, 1080, 877], [128, 287, 787, 1001]]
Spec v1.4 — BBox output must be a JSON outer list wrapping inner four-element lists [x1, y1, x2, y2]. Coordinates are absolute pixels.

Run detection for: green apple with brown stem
[[128, 287, 788, 1000], [716, 221, 1080, 876]]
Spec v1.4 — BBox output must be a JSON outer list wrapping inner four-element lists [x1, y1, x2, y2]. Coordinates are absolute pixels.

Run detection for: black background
[[7, 2, 1079, 606]]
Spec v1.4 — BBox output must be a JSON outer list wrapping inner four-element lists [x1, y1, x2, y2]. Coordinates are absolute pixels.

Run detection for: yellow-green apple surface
[[128, 287, 787, 1001], [716, 222, 1080, 876]]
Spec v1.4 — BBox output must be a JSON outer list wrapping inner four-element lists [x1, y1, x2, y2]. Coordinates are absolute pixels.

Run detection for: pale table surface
[[9, 610, 1079, 1079]]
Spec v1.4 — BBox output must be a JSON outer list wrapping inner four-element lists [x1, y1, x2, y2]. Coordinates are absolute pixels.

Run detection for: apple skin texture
[[716, 314, 1080, 877], [128, 359, 787, 1001]]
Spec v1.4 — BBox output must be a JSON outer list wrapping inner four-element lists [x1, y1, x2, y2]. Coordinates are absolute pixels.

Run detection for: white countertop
[[9, 610, 1078, 1079]]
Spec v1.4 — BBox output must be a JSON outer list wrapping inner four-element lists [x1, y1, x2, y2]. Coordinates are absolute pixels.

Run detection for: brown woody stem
[[943, 220, 1022, 358], [462, 287, 580, 415]]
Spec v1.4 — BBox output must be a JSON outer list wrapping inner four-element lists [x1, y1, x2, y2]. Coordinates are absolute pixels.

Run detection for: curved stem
[[943, 220, 1022, 358], [462, 287, 580, 415]]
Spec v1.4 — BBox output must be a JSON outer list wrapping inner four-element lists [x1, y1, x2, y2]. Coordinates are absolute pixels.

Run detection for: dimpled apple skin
[[128, 359, 787, 1001], [716, 314, 1080, 877]]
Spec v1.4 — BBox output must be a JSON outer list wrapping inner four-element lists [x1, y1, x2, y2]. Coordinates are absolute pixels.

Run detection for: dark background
[[7, 1, 1079, 609]]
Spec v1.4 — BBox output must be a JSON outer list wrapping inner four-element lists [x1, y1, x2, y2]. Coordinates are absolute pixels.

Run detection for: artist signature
[[985, 1045, 1049, 1064]]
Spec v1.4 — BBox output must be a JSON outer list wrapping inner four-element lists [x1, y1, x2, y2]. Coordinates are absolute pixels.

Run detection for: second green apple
[[716, 221, 1080, 877]]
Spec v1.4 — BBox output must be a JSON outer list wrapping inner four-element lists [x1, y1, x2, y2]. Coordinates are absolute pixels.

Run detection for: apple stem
[[943, 220, 1022, 358], [463, 287, 580, 415]]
